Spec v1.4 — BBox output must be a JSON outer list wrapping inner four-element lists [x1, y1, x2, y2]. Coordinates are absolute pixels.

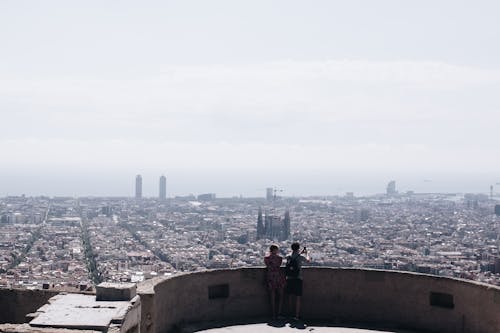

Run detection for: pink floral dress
[[264, 254, 286, 290]]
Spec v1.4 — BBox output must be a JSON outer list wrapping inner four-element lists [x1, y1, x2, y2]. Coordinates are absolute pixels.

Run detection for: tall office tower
[[283, 210, 291, 240], [495, 204, 500, 216], [159, 175, 167, 201], [266, 188, 273, 201], [135, 174, 142, 199], [256, 207, 265, 239], [386, 180, 397, 196]]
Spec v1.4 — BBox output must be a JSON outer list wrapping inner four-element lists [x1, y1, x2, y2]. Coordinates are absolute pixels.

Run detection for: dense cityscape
[[1, 177, 500, 291]]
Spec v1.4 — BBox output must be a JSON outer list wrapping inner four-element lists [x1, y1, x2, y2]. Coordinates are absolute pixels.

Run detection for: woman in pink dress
[[264, 244, 286, 319]]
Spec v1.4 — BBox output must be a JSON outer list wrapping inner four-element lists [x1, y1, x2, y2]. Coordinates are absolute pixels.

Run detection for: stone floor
[[197, 323, 420, 333]]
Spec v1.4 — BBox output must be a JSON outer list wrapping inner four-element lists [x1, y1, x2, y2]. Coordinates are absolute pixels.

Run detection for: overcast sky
[[1, 1, 500, 197]]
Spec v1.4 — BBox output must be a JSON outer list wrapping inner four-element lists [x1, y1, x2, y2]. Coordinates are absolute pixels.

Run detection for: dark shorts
[[286, 278, 303, 296]]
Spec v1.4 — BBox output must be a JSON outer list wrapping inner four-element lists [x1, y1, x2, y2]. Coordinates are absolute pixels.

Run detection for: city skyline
[[2, 191, 500, 289], [1, 2, 500, 330], [1, 171, 500, 198]]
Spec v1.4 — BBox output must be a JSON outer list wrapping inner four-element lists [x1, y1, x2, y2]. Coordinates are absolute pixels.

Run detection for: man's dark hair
[[291, 242, 300, 251], [269, 244, 278, 252]]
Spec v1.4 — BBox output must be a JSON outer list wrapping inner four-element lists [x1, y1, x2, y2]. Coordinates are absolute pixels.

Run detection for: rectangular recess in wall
[[430, 292, 454, 309], [208, 284, 229, 300]]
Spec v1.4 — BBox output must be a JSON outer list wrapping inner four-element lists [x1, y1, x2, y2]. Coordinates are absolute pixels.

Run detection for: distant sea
[[1, 169, 497, 198]]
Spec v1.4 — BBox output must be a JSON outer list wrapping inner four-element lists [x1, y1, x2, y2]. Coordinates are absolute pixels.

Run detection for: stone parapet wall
[[2, 269, 500, 333], [137, 268, 500, 333], [0, 289, 59, 324], [146, 269, 268, 333], [302, 268, 500, 333]]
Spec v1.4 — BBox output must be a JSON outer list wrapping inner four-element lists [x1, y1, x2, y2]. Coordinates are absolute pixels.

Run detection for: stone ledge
[[96, 283, 136, 302]]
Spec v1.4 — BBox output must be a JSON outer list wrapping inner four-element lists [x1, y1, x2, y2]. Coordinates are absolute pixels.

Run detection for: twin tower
[[135, 174, 167, 200]]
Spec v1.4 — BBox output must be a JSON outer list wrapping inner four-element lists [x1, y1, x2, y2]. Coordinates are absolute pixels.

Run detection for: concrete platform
[[0, 323, 101, 333], [29, 294, 134, 331], [197, 323, 419, 333]]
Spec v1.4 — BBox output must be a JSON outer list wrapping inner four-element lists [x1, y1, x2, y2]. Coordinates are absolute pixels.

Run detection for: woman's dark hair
[[291, 242, 300, 251], [269, 244, 279, 252]]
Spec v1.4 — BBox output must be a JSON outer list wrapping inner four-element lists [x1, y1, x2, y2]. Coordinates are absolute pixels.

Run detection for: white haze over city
[[1, 1, 499, 197]]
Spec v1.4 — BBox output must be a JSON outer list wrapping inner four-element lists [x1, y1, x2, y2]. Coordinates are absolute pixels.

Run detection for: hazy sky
[[1, 1, 500, 197]]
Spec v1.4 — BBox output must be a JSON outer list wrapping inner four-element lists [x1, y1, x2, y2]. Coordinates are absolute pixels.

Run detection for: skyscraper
[[266, 188, 273, 201], [159, 175, 166, 201], [257, 207, 264, 239], [283, 210, 291, 239], [386, 180, 397, 196], [135, 175, 142, 199]]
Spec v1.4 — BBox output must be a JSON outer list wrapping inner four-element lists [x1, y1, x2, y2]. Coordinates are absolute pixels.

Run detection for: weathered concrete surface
[[0, 289, 59, 324], [137, 268, 500, 333], [136, 280, 155, 333], [0, 324, 100, 333], [96, 283, 136, 302], [29, 293, 140, 332], [196, 323, 419, 333]]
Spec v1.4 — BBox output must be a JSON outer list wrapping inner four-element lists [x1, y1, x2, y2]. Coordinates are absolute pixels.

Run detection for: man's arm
[[301, 253, 311, 263]]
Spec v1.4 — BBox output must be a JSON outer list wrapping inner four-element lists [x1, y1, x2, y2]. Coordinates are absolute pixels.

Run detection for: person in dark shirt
[[285, 242, 310, 320]]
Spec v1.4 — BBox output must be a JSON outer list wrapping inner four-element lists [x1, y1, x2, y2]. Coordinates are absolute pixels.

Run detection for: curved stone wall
[[138, 268, 500, 333]]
